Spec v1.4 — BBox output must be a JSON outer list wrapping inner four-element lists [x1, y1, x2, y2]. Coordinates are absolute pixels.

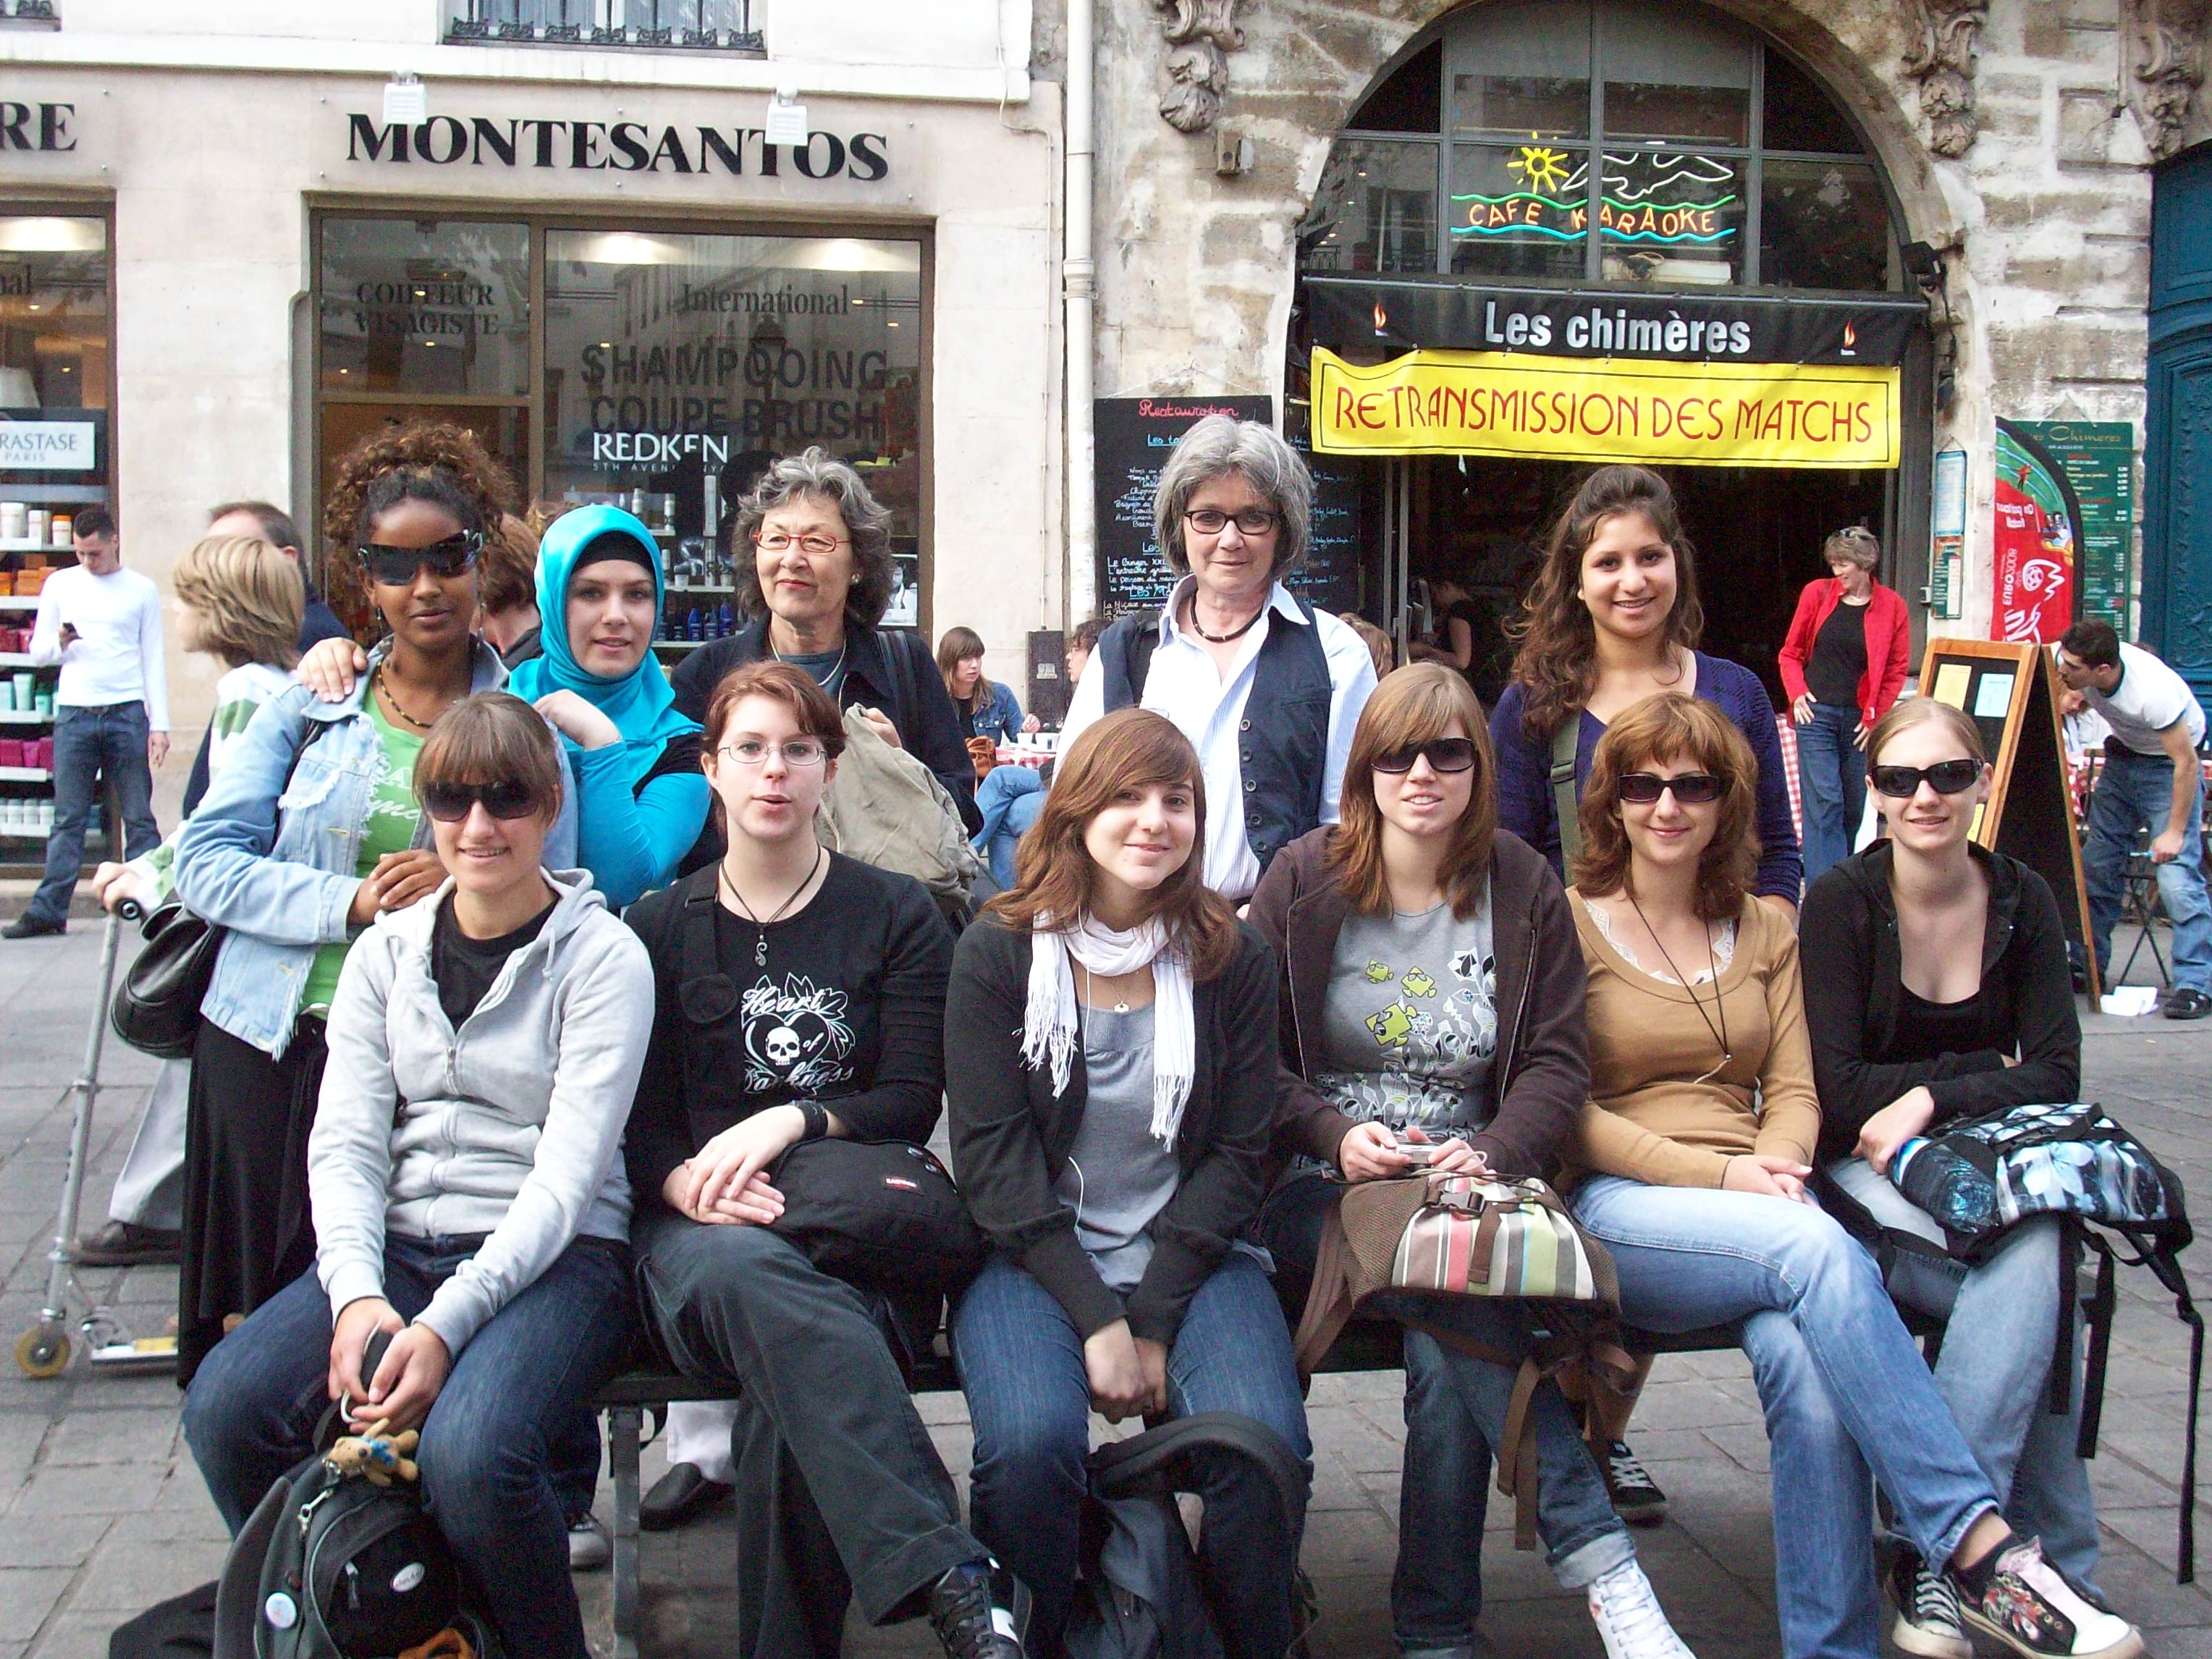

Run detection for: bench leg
[[609, 1403, 643, 1659]]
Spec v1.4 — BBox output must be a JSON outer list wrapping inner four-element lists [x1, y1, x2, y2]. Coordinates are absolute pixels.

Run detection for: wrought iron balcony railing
[[445, 1, 761, 54]]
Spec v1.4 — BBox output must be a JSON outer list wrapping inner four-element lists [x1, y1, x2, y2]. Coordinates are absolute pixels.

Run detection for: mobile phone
[[1396, 1143, 1438, 1166]]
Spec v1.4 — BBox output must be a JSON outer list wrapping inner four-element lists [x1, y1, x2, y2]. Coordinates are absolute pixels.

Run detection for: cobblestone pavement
[[1, 920, 2208, 1658]]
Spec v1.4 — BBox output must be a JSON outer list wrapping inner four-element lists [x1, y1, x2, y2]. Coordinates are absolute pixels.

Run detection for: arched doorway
[[2145, 141, 2212, 704], [1290, 0, 1932, 706]]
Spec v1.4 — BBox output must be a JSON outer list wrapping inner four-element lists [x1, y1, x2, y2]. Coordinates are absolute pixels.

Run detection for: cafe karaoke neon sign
[[1455, 147, 1737, 245]]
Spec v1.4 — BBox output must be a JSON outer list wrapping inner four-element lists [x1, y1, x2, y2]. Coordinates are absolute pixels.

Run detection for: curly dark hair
[[321, 421, 520, 635]]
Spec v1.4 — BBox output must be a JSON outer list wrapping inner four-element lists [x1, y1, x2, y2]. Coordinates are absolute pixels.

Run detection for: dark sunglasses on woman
[[1373, 737, 1478, 774], [360, 531, 484, 587], [1617, 771, 1727, 804], [421, 780, 540, 822], [1869, 759, 1982, 798]]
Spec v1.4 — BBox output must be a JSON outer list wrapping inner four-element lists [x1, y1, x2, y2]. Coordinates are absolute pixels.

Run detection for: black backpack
[[1063, 1413, 1312, 1659]]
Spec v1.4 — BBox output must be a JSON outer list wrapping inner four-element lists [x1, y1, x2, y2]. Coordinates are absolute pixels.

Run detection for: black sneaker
[[73, 1220, 182, 1267], [1951, 1537, 2143, 1658], [928, 1559, 1028, 1659], [1601, 1439, 1668, 1525], [2, 913, 64, 939], [2164, 988, 2212, 1021], [1888, 1553, 1971, 1659]]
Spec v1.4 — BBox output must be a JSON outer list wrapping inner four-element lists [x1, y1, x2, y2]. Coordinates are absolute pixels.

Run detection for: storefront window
[[1303, 140, 1438, 274], [1450, 143, 1588, 280], [1596, 149, 1746, 284], [1761, 160, 1889, 291], [318, 219, 530, 396], [1447, 1, 1590, 139]]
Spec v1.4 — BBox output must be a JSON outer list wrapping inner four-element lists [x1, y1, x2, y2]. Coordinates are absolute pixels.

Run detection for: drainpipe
[[1063, 0, 1097, 625]]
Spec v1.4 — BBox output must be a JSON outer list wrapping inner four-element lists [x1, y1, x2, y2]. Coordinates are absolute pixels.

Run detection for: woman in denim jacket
[[172, 421, 574, 1383]]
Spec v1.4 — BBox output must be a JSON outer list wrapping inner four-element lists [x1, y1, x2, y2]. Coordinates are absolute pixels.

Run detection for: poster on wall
[[2012, 421, 2133, 628], [1991, 421, 2083, 643]]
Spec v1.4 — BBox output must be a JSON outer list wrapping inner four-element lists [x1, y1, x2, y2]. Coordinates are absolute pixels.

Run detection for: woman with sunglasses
[[621, 660, 1026, 1659], [184, 692, 649, 1659], [946, 707, 1310, 1658], [1802, 699, 2108, 1658], [1248, 665, 1694, 1659], [174, 421, 572, 1385], [1561, 695, 2138, 1659]]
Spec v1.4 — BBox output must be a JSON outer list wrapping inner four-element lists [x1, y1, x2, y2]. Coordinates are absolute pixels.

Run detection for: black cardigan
[[944, 914, 1280, 1347], [1800, 840, 2082, 1167]]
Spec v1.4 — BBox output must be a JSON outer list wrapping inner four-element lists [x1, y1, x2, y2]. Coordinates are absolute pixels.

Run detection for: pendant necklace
[[1081, 961, 1131, 1015], [719, 846, 826, 967], [772, 625, 849, 693], [1625, 890, 1732, 1084]]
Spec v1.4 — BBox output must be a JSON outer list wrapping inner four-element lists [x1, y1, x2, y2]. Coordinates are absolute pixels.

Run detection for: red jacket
[[1777, 577, 1910, 728]]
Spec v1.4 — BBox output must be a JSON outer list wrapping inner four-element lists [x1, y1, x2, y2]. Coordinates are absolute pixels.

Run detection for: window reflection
[[1449, 143, 1589, 279], [1301, 140, 1438, 274], [0, 216, 105, 410], [1596, 150, 1743, 284], [318, 219, 531, 397], [1762, 161, 1889, 290]]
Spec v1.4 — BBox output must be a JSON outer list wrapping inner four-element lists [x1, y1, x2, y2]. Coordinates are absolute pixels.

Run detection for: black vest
[[1099, 594, 1334, 884]]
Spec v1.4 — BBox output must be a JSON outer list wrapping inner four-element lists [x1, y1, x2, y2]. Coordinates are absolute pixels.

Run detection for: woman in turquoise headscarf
[[508, 505, 709, 908]]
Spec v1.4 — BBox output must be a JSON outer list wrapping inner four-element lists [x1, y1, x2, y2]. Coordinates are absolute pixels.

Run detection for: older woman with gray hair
[[1778, 524, 1911, 883], [1060, 414, 1377, 900]]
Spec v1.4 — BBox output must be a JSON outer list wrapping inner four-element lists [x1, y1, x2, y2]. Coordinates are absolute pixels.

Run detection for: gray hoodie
[[308, 867, 656, 1356]]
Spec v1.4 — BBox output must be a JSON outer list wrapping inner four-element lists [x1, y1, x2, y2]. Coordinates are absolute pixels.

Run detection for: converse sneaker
[[567, 1512, 611, 1571], [1888, 1555, 1971, 1659], [1601, 1440, 1669, 1524], [1586, 1557, 1696, 1658], [929, 1559, 1029, 1659], [1951, 1537, 2143, 1659]]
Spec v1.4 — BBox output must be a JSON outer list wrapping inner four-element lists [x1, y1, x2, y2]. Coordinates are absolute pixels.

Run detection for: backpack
[[1063, 1414, 1312, 1659], [816, 704, 983, 910]]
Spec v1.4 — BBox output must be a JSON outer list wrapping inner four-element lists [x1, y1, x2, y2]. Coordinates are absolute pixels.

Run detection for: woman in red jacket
[[1778, 526, 1909, 884]]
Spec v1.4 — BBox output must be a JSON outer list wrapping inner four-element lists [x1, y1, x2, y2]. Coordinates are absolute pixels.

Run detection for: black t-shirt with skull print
[[622, 852, 956, 1214]]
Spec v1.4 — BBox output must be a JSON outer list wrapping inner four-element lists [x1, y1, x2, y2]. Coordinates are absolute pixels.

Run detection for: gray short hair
[[1152, 415, 1313, 580], [730, 447, 898, 630], [1823, 525, 1881, 571]]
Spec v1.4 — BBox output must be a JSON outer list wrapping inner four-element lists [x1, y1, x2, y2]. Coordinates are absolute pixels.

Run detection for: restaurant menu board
[[1095, 395, 1274, 621], [2014, 421, 2135, 630], [1285, 417, 1367, 617]]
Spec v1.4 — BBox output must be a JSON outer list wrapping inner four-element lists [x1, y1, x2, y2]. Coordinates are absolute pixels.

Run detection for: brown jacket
[[1245, 825, 1591, 1178]]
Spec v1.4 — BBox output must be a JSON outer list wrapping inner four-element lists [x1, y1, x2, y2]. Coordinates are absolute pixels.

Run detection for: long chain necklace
[[770, 622, 848, 690], [718, 846, 826, 968], [1625, 890, 1732, 1083]]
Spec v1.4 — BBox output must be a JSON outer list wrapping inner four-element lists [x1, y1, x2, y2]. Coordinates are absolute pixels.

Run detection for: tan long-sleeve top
[[1560, 891, 1820, 1191]]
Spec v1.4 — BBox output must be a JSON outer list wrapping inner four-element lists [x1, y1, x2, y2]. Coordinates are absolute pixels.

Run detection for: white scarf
[[1021, 914, 1196, 1146]]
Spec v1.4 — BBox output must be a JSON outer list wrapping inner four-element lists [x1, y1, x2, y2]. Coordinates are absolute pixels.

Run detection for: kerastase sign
[[1310, 347, 1900, 469]]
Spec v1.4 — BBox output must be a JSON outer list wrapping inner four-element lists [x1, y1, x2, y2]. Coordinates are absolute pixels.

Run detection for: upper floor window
[[1300, 0, 1894, 292], [445, 0, 761, 54]]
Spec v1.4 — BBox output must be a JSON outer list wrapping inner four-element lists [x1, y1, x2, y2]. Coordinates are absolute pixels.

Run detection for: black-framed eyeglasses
[[1617, 772, 1727, 805], [421, 780, 541, 823], [1372, 738, 1477, 775], [1870, 759, 1983, 798], [360, 531, 483, 587], [1183, 507, 1280, 536]]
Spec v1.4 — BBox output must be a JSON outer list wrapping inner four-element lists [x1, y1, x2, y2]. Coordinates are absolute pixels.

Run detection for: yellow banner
[[1311, 347, 1901, 469]]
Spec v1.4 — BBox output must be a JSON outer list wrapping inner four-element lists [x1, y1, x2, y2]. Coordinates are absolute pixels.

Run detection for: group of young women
[[158, 422, 2141, 1659]]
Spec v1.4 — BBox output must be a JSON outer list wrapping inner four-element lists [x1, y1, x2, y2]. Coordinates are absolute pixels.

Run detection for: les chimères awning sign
[[1310, 347, 1901, 470]]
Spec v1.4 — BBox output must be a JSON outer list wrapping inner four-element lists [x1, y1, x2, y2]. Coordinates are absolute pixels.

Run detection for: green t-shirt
[[300, 697, 426, 1017]]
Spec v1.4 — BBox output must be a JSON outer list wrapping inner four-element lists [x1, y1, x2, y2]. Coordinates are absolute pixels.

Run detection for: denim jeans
[[1827, 1160, 2101, 1592], [953, 1251, 1314, 1655], [28, 700, 159, 926], [2082, 746, 2212, 992], [974, 764, 1045, 889], [1569, 1176, 2001, 1659], [1795, 703, 1867, 887], [1258, 1172, 1630, 1650], [180, 1233, 637, 1659]]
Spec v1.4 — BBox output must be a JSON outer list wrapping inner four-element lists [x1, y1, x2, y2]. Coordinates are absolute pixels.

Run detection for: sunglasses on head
[[1372, 738, 1477, 774], [360, 531, 484, 587], [1617, 771, 1726, 804], [421, 780, 540, 823], [1870, 759, 1982, 798]]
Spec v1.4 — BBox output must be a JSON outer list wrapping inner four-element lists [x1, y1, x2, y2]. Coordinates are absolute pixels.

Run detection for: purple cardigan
[[1489, 652, 1804, 902]]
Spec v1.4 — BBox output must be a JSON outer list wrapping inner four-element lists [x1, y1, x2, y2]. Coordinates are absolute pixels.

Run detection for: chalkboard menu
[[1286, 413, 1367, 617]]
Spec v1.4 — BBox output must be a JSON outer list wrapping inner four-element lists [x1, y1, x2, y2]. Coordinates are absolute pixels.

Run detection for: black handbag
[[768, 1136, 987, 1294], [111, 896, 222, 1060]]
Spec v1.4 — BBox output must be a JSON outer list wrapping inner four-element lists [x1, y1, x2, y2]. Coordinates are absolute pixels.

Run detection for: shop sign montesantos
[[342, 111, 888, 182]]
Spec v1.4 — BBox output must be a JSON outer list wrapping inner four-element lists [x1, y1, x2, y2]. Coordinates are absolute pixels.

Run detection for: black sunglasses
[[360, 531, 484, 587], [1373, 738, 1478, 774], [1617, 771, 1726, 804], [421, 780, 541, 823], [1870, 759, 1982, 798]]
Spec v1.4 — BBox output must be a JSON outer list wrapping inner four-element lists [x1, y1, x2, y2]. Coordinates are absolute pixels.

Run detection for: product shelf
[[0, 766, 49, 782]]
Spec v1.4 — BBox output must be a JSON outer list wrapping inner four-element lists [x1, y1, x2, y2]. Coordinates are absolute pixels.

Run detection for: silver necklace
[[1081, 961, 1131, 1015], [772, 627, 848, 690], [718, 847, 825, 967]]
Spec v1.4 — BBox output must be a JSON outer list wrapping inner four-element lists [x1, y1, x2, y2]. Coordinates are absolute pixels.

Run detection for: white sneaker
[[1587, 1558, 1695, 1659], [1954, 1537, 2143, 1659], [568, 1512, 611, 1572], [1890, 1558, 1971, 1659]]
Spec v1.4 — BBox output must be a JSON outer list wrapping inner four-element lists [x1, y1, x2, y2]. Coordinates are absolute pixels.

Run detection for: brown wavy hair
[[701, 661, 850, 845], [415, 692, 564, 824], [1506, 465, 1705, 743], [321, 421, 521, 636], [1573, 693, 1758, 922], [984, 707, 1238, 982], [1327, 664, 1496, 920]]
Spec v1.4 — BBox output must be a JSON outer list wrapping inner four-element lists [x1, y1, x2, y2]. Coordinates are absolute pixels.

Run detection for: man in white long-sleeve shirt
[[7, 507, 166, 937]]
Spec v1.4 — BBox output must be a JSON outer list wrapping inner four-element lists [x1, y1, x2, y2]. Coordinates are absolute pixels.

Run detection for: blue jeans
[[2082, 746, 2212, 992], [181, 1234, 637, 1659], [28, 700, 159, 926], [1258, 1172, 1630, 1650], [974, 765, 1045, 889], [1569, 1177, 2000, 1659], [1828, 1160, 2101, 1592], [1795, 703, 1867, 887], [953, 1251, 1314, 1655]]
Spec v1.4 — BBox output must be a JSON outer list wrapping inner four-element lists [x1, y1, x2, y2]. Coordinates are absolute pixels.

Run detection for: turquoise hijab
[[505, 504, 698, 780]]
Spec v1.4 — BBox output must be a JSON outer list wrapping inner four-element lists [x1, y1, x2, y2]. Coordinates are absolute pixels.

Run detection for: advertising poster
[[1991, 421, 2082, 643], [2012, 421, 2133, 628]]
